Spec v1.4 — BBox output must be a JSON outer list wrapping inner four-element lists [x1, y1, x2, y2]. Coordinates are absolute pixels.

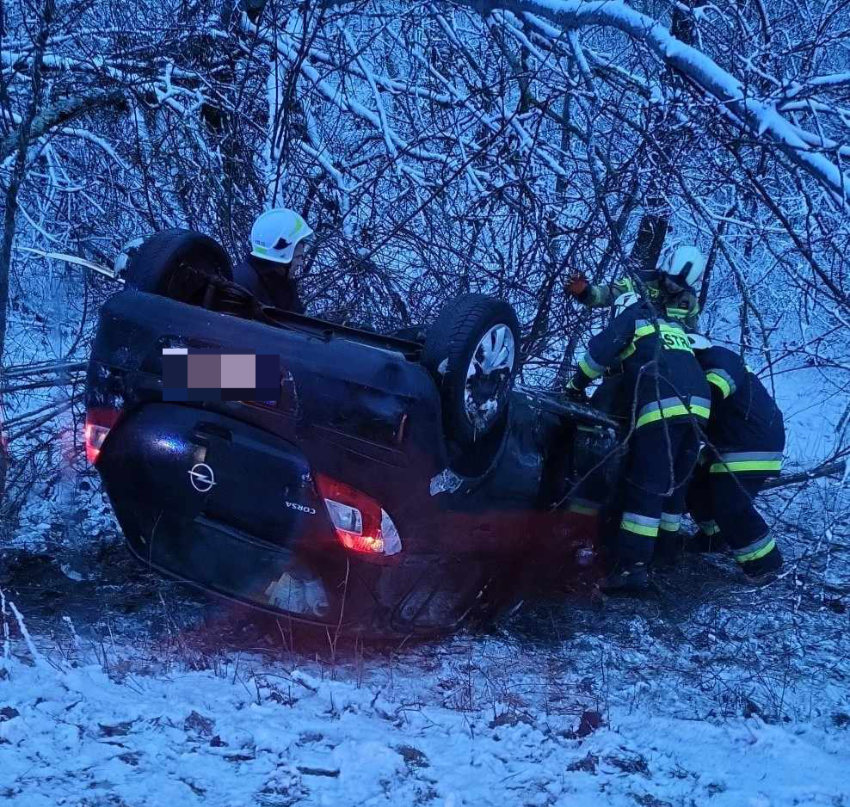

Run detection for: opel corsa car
[[86, 230, 619, 637]]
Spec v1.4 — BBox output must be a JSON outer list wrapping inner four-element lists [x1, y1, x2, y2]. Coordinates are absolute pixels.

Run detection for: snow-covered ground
[[2, 479, 848, 807], [1, 638, 847, 807]]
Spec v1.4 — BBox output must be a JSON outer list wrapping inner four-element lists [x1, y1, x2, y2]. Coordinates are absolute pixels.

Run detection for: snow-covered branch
[[0, 89, 126, 160], [452, 0, 850, 202]]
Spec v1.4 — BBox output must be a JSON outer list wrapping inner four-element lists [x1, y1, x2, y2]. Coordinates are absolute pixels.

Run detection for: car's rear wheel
[[423, 294, 520, 452], [123, 229, 233, 303]]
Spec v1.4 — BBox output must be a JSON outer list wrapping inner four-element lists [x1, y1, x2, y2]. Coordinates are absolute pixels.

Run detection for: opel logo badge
[[188, 462, 216, 493]]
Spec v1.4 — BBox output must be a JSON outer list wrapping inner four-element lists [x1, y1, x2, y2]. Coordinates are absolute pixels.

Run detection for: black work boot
[[684, 530, 726, 554], [600, 562, 650, 596], [653, 531, 683, 567], [740, 545, 783, 580]]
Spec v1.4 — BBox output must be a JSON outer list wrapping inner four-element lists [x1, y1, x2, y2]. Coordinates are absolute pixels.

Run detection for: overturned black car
[[86, 230, 620, 637]]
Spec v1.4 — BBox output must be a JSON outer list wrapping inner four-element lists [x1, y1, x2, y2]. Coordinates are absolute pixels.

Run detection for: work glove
[[564, 380, 588, 403], [567, 274, 589, 298]]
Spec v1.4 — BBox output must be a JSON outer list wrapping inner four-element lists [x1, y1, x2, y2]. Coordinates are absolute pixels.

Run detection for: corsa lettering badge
[[188, 462, 216, 493], [285, 500, 316, 515]]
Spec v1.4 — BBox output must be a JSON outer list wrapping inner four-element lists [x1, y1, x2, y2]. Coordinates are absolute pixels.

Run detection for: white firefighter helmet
[[687, 332, 712, 351], [659, 244, 705, 290], [613, 291, 640, 317], [250, 209, 313, 264]]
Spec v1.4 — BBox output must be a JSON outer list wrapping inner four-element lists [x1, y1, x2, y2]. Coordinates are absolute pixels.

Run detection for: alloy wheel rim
[[463, 324, 516, 432]]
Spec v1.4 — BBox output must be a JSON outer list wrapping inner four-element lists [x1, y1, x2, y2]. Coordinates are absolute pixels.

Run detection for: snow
[[2, 513, 849, 807], [1, 641, 847, 806], [772, 366, 847, 467]]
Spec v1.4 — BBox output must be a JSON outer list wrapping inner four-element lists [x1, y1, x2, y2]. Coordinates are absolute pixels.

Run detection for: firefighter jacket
[[696, 345, 785, 475], [578, 276, 700, 330], [232, 254, 305, 314], [569, 299, 711, 429]]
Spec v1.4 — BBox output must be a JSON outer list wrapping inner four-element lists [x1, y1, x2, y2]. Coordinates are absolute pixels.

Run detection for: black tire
[[124, 229, 232, 303], [423, 294, 520, 449]]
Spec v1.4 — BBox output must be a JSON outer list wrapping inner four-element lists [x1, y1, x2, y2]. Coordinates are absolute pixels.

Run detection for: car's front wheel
[[422, 294, 520, 453]]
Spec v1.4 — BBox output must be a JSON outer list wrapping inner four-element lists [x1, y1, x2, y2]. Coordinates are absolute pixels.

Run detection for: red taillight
[[84, 408, 120, 464], [315, 474, 402, 556]]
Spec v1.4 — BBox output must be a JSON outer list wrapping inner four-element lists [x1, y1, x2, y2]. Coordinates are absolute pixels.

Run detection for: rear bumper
[[122, 512, 515, 637]]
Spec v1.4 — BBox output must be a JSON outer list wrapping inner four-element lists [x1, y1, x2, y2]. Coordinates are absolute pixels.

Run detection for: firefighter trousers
[[686, 463, 777, 566], [616, 417, 702, 565]]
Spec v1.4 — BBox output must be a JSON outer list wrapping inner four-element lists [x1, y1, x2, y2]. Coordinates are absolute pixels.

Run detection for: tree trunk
[[0, 0, 56, 367]]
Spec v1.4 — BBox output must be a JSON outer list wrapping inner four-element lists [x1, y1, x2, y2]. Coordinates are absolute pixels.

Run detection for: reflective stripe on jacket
[[636, 396, 711, 429], [696, 346, 785, 461], [709, 451, 784, 475], [569, 299, 711, 427]]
